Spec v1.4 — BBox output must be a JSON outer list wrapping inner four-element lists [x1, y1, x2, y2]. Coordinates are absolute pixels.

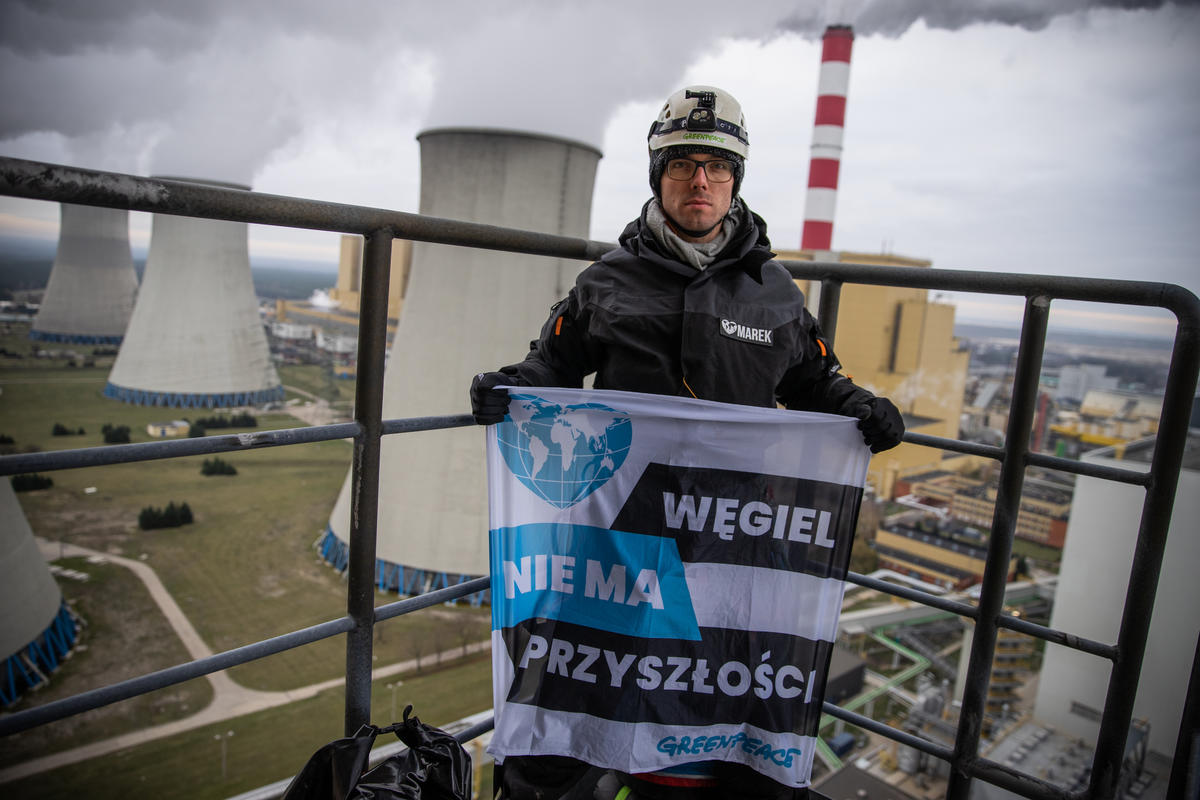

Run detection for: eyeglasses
[[665, 157, 735, 183]]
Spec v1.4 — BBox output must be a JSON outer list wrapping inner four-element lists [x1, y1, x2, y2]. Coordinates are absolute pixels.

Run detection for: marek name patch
[[720, 318, 773, 346]]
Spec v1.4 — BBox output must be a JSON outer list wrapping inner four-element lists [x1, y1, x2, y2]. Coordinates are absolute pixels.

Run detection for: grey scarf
[[645, 198, 744, 270]]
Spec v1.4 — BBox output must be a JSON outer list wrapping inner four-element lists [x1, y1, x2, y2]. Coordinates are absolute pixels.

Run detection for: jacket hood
[[607, 198, 775, 282]]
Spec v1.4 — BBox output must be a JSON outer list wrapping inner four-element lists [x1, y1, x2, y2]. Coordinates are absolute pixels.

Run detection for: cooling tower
[[322, 128, 601, 593], [801, 25, 854, 251], [30, 204, 139, 344], [1, 480, 78, 705], [104, 178, 283, 408]]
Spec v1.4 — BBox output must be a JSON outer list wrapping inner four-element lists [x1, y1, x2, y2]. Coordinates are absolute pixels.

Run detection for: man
[[471, 86, 903, 799]]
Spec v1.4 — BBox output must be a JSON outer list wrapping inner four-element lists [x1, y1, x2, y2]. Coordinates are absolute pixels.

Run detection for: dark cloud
[[779, 0, 1192, 38], [0, 0, 1192, 185]]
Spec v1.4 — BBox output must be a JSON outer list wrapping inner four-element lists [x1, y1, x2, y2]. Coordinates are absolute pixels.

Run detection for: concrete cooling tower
[[321, 128, 601, 595], [30, 204, 139, 344], [1, 480, 79, 705], [104, 178, 283, 408]]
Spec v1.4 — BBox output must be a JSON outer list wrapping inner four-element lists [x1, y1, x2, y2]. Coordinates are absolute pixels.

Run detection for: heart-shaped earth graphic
[[498, 394, 632, 508]]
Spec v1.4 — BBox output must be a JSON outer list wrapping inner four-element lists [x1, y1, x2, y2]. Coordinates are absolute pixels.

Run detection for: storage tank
[[321, 128, 601, 593], [104, 178, 283, 408], [31, 204, 139, 344]]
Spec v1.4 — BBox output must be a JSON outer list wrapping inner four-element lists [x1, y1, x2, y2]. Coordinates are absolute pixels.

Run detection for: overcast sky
[[1, 0, 1197, 336]]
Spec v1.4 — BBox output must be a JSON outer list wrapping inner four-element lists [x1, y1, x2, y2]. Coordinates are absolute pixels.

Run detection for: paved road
[[0, 538, 489, 784]]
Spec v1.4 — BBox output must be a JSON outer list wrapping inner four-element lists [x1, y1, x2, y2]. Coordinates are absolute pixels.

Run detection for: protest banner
[[486, 387, 869, 788]]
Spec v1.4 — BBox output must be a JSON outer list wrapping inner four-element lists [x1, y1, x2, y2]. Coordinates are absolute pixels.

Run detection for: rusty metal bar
[[1088, 317, 1200, 799], [817, 277, 843, 347], [0, 423, 360, 476], [948, 295, 1051, 799], [343, 228, 393, 735], [1168, 632, 1200, 800], [0, 615, 355, 737], [0, 157, 613, 263]]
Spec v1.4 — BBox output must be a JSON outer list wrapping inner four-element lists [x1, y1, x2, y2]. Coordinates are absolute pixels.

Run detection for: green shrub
[[138, 501, 194, 530], [194, 412, 257, 429], [11, 473, 53, 492], [102, 423, 131, 444], [201, 457, 238, 476], [188, 423, 206, 438], [51, 422, 84, 436]]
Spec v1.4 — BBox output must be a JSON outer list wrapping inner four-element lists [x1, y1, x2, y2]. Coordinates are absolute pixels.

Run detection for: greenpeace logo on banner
[[657, 732, 803, 769], [720, 318, 773, 347], [497, 394, 632, 508]]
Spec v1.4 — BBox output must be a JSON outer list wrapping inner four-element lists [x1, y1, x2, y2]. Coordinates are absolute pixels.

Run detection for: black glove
[[470, 372, 513, 425], [855, 397, 904, 453]]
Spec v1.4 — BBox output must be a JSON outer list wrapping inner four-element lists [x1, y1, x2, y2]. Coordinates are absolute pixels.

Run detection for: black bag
[[283, 705, 473, 800]]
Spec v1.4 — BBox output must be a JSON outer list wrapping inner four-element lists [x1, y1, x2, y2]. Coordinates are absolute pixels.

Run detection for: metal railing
[[1, 156, 1197, 800]]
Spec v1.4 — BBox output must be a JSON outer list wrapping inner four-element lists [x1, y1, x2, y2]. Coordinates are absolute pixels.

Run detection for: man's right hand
[[470, 372, 512, 425]]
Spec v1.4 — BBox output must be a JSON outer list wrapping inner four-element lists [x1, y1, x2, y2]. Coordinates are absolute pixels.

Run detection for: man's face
[[658, 154, 734, 243]]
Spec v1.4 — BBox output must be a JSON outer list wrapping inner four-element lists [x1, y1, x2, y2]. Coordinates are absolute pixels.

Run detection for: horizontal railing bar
[[902, 432, 1005, 461], [0, 422, 361, 476], [1024, 451, 1151, 486], [844, 571, 981, 620], [969, 754, 1078, 800], [453, 715, 496, 745], [820, 702, 955, 762], [995, 613, 1117, 661], [0, 157, 615, 264], [0, 616, 355, 737], [374, 577, 492, 623], [5, 157, 1194, 323], [779, 259, 1200, 324], [381, 414, 476, 436]]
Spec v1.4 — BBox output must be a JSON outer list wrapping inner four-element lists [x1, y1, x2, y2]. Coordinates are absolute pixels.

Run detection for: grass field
[[277, 363, 356, 406], [0, 556, 214, 768], [1, 655, 494, 800], [1, 320, 495, 792]]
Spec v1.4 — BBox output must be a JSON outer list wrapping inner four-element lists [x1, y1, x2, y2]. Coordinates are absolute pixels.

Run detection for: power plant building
[[1, 480, 78, 705], [30, 204, 139, 344], [1034, 433, 1200, 758], [777, 249, 970, 499], [321, 128, 601, 592], [329, 235, 411, 322], [104, 178, 283, 408]]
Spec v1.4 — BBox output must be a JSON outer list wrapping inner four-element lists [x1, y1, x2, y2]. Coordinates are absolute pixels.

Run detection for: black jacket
[[502, 200, 873, 415]]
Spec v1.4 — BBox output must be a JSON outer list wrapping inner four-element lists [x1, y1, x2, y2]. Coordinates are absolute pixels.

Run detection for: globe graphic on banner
[[498, 394, 632, 508]]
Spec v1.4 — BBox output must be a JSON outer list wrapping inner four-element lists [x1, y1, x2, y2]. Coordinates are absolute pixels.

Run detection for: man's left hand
[[855, 397, 904, 453]]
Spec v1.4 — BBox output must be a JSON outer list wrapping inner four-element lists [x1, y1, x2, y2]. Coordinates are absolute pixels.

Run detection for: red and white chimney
[[801, 24, 854, 252]]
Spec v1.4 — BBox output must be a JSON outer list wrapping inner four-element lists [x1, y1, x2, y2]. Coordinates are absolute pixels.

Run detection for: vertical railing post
[[344, 228, 393, 734], [1090, 319, 1200, 798], [817, 277, 843, 347], [1168, 632, 1200, 800], [947, 294, 1050, 798]]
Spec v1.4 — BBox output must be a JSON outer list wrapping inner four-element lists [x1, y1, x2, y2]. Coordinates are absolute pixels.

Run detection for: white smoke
[[0, 0, 1189, 183], [308, 288, 337, 309]]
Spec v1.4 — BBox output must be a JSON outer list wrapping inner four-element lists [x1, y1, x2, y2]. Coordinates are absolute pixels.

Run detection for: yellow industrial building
[[274, 234, 414, 341], [777, 249, 970, 499]]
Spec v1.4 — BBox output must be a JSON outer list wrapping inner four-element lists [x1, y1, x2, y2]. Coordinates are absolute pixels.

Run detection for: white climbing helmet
[[647, 85, 749, 160]]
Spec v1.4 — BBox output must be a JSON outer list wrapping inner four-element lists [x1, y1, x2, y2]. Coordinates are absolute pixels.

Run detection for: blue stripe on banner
[[490, 523, 700, 641]]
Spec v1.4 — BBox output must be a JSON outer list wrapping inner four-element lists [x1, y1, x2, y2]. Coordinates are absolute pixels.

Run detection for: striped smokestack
[[801, 24, 854, 251]]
